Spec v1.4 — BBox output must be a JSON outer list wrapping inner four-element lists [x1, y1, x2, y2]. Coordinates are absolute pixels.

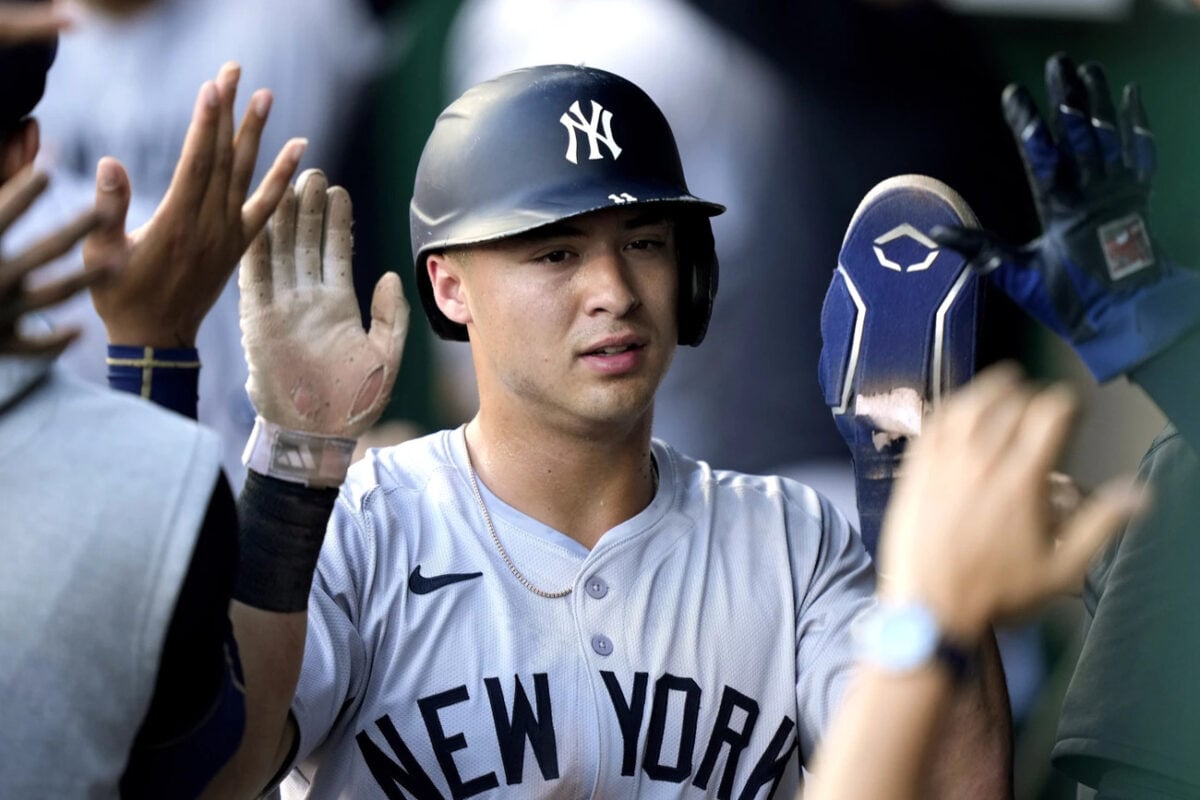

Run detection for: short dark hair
[[0, 2, 58, 141]]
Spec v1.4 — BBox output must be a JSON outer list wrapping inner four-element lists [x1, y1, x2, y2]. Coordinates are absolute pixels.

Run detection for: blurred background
[[23, 0, 1200, 796]]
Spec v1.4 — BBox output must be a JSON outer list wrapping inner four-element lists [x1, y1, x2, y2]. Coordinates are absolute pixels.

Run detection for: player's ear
[[1, 118, 40, 182], [427, 251, 472, 327]]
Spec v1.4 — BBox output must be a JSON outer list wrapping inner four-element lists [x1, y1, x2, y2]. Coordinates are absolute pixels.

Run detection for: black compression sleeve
[[234, 471, 338, 613], [120, 472, 242, 798]]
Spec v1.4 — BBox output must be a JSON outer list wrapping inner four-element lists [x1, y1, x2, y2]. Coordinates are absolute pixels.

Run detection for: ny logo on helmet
[[560, 100, 622, 164]]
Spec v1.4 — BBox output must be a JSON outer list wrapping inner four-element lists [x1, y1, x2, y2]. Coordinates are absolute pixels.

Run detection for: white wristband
[[242, 416, 357, 488]]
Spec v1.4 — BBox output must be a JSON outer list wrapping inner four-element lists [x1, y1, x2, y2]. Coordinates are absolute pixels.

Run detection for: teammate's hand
[[0, 1, 70, 43], [877, 363, 1145, 641], [0, 167, 110, 357], [239, 169, 408, 439], [930, 54, 1200, 382], [81, 62, 306, 348]]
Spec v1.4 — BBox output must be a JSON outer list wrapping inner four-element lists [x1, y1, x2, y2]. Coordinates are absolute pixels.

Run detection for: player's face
[[444, 206, 679, 434]]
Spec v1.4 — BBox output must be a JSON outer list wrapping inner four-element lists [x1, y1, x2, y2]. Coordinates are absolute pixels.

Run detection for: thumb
[[930, 225, 1018, 274], [1046, 477, 1146, 595], [82, 156, 131, 271], [367, 271, 409, 359]]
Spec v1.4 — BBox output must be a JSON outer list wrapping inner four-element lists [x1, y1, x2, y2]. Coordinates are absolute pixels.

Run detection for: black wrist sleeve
[[234, 471, 338, 613]]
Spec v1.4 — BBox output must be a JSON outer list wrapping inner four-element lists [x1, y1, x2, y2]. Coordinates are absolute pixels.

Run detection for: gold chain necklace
[[461, 429, 658, 600]]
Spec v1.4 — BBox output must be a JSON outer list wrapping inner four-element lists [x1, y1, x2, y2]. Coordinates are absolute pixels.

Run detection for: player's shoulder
[[29, 362, 219, 462], [339, 426, 463, 512], [658, 439, 834, 525]]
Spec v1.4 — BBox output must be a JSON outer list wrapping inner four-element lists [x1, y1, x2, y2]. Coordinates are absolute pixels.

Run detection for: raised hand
[[877, 364, 1144, 641], [930, 54, 1200, 382], [0, 1, 70, 43], [238, 169, 407, 484], [0, 167, 109, 356], [81, 61, 306, 348]]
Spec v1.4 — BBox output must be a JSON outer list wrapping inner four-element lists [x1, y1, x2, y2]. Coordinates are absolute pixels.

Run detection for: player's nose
[[580, 247, 640, 318]]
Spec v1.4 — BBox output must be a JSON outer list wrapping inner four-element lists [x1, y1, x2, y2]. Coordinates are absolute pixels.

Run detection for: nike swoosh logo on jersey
[[408, 565, 483, 595]]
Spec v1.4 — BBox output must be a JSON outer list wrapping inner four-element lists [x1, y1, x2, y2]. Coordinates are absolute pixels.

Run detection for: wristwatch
[[854, 602, 976, 682]]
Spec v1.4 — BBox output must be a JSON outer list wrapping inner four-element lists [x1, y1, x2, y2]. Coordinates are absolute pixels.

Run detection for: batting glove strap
[[242, 416, 357, 489]]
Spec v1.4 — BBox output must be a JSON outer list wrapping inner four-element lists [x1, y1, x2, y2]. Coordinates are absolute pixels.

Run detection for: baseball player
[[806, 364, 1142, 800], [932, 54, 1200, 800], [193, 64, 1014, 800]]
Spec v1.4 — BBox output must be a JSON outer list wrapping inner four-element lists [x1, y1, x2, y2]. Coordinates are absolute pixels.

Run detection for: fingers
[[929, 225, 1018, 275], [1, 327, 79, 359], [229, 89, 273, 208], [322, 186, 354, 291], [82, 157, 132, 272], [1046, 477, 1145, 595], [200, 62, 241, 221], [0, 166, 50, 234], [0, 1, 71, 44], [240, 226, 272, 303], [1002, 83, 1060, 193], [1120, 83, 1156, 186], [367, 271, 410, 359], [935, 362, 1026, 454], [3, 207, 104, 280], [1010, 384, 1078, 479], [163, 79, 221, 212], [270, 184, 298, 292], [294, 169, 328, 288], [1046, 53, 1101, 189], [21, 262, 114, 313], [241, 137, 307, 242], [1078, 62, 1121, 171]]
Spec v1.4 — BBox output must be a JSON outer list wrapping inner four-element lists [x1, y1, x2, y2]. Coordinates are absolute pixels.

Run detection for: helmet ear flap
[[677, 216, 718, 346]]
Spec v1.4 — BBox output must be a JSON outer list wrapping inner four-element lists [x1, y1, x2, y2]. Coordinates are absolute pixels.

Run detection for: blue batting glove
[[930, 53, 1200, 382]]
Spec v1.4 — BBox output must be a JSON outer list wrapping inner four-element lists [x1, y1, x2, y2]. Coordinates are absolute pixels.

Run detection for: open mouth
[[587, 343, 642, 356]]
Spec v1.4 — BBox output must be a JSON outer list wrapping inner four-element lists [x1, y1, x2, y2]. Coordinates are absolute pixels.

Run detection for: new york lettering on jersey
[[354, 670, 797, 799]]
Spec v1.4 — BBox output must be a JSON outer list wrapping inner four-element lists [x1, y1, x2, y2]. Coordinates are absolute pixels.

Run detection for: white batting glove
[[239, 169, 408, 487]]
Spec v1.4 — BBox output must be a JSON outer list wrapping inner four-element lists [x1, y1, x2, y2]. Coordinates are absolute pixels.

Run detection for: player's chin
[[577, 379, 662, 425]]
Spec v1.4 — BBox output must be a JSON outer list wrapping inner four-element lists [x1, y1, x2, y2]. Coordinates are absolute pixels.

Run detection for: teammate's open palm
[[877, 364, 1145, 639], [239, 168, 407, 439], [81, 61, 306, 347]]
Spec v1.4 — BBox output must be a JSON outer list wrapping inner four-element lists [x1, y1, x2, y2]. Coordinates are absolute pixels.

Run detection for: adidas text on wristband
[[242, 417, 357, 488]]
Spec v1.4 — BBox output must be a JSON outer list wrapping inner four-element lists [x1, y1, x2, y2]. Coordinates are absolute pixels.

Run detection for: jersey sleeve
[[289, 495, 374, 766], [1053, 425, 1200, 794], [787, 486, 876, 765]]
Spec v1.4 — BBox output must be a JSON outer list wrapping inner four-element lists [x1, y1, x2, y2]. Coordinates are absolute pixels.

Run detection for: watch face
[[858, 602, 940, 672]]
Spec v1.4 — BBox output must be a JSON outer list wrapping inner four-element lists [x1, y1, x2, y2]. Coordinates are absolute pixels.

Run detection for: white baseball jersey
[[280, 427, 875, 799]]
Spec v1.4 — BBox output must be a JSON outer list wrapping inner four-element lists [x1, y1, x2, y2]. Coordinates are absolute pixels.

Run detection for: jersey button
[[585, 576, 609, 599], [591, 634, 613, 656]]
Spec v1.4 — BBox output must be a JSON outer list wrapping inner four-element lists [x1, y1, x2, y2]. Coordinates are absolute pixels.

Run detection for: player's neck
[[464, 412, 657, 550]]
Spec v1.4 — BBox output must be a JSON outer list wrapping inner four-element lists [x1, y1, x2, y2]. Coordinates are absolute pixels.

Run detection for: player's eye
[[534, 249, 572, 264], [626, 238, 665, 251]]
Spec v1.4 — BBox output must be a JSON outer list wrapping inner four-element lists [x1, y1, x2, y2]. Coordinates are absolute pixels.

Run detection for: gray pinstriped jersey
[[280, 427, 874, 799]]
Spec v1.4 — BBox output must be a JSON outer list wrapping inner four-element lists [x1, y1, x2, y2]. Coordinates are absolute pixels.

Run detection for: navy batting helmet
[[410, 64, 724, 346]]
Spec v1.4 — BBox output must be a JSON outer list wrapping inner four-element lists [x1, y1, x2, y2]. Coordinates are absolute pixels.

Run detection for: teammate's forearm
[[807, 666, 954, 800], [199, 472, 337, 798], [924, 632, 1013, 798], [198, 604, 306, 800]]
